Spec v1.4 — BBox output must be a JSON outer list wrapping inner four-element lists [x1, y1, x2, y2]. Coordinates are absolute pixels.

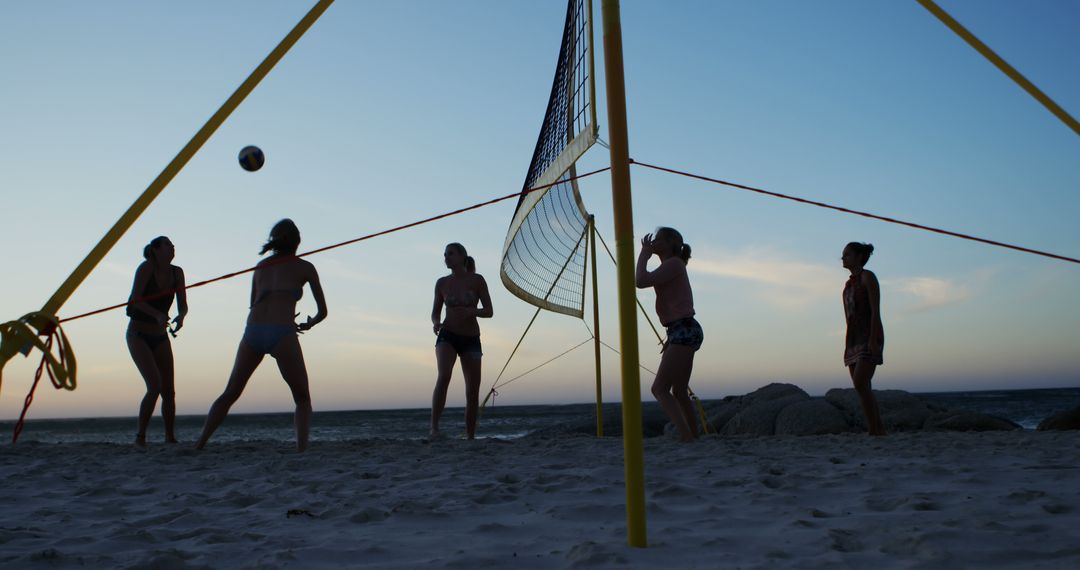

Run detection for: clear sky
[[2, 1, 1078, 420]]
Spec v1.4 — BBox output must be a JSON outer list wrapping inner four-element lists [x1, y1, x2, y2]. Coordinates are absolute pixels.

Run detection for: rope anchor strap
[[1, 312, 77, 445], [0, 312, 77, 391]]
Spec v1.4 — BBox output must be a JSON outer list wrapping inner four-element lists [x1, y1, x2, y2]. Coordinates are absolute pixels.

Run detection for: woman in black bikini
[[430, 243, 492, 440], [127, 236, 187, 447], [195, 219, 327, 452], [841, 242, 886, 436]]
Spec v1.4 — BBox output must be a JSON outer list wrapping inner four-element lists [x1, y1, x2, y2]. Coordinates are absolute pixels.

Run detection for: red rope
[[631, 160, 1079, 265], [58, 166, 611, 324], [12, 333, 65, 444]]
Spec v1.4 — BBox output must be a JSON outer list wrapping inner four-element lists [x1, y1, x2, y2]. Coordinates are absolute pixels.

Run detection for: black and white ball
[[238, 145, 265, 172]]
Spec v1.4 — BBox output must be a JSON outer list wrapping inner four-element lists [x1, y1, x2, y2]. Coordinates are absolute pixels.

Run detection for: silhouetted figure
[[430, 243, 493, 440], [636, 227, 703, 443], [195, 219, 327, 452], [842, 241, 886, 436], [127, 236, 187, 447]]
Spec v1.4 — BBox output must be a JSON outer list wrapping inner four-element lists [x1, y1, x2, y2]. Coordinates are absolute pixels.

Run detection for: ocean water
[[917, 387, 1080, 430], [3, 388, 1078, 445]]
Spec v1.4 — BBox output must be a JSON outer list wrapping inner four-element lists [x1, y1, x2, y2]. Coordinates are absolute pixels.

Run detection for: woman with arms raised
[[636, 227, 703, 443]]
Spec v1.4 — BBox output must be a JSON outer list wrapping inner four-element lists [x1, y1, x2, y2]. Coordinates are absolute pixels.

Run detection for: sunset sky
[[2, 1, 1077, 420]]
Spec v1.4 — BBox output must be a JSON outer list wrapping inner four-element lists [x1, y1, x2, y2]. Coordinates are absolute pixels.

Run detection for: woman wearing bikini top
[[126, 236, 187, 447], [430, 242, 493, 440], [195, 219, 328, 452]]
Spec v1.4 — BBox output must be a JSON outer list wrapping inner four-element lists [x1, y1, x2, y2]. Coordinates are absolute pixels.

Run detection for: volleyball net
[[500, 0, 598, 318]]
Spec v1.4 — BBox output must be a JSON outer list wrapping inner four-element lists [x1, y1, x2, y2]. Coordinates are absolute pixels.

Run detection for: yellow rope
[[0, 0, 335, 399], [915, 0, 1080, 137], [480, 305, 544, 411]]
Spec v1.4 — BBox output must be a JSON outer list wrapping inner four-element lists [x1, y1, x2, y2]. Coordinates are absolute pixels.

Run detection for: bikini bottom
[[242, 323, 296, 355], [128, 329, 169, 351], [435, 329, 482, 356]]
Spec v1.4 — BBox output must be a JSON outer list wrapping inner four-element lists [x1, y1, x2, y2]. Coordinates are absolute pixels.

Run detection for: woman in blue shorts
[[195, 219, 328, 452]]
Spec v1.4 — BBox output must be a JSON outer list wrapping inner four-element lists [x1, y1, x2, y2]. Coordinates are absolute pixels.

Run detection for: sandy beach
[[2, 430, 1079, 569]]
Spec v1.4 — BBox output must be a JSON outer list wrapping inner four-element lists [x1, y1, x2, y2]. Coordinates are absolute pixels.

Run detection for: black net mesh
[[500, 0, 596, 318]]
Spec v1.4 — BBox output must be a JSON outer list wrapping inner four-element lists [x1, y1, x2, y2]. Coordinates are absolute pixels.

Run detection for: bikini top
[[444, 290, 478, 308], [127, 266, 178, 323]]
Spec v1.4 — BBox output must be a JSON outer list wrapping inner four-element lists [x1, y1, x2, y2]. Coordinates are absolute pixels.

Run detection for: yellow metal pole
[[589, 216, 604, 437], [600, 0, 647, 548], [1, 0, 335, 367], [916, 0, 1080, 137]]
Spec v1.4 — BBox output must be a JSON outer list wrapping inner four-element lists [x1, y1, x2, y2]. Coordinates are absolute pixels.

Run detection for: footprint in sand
[[349, 508, 390, 523], [760, 476, 784, 489], [865, 496, 907, 512], [565, 541, 628, 566], [1004, 489, 1047, 505], [911, 498, 941, 511], [1042, 503, 1070, 514], [828, 528, 863, 553]]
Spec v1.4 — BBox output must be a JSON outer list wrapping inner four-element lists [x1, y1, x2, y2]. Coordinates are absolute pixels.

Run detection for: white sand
[[2, 431, 1079, 569]]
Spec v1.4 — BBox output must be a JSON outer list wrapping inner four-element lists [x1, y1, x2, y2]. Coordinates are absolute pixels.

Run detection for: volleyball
[[238, 145, 265, 172]]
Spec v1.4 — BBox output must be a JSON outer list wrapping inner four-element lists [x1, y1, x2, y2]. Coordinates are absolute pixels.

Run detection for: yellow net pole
[[915, 0, 1080, 137], [600, 0, 647, 548], [0, 0, 335, 378], [589, 216, 604, 437]]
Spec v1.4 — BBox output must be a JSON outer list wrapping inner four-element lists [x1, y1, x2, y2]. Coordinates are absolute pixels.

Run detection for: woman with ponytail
[[196, 219, 328, 452], [127, 236, 187, 447], [636, 227, 703, 442], [430, 242, 493, 440], [841, 241, 886, 435]]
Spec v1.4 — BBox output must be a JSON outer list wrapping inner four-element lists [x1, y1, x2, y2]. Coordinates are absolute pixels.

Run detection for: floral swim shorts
[[664, 317, 704, 352]]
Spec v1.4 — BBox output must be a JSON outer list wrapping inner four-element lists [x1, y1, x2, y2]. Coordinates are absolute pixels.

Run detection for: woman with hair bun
[[636, 227, 703, 443], [195, 219, 328, 452], [127, 236, 187, 447], [430, 242, 493, 440], [841, 241, 886, 436]]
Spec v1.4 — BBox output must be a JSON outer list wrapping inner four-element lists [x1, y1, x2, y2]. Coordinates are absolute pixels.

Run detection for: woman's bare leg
[[195, 342, 264, 449], [430, 344, 457, 437], [849, 361, 886, 435], [668, 345, 698, 439], [459, 353, 482, 440], [127, 333, 162, 447], [151, 341, 178, 443], [272, 335, 312, 452], [652, 345, 696, 442]]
